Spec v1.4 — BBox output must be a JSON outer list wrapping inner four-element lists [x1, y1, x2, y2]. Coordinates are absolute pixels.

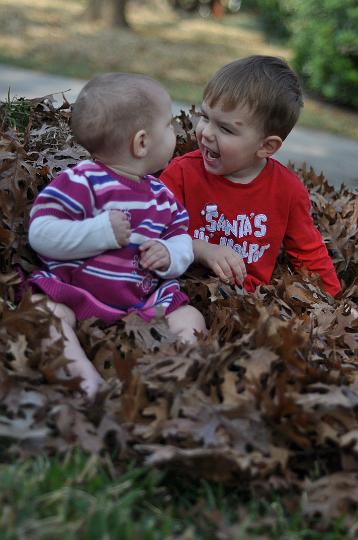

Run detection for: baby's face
[[196, 99, 265, 180], [145, 91, 176, 174]]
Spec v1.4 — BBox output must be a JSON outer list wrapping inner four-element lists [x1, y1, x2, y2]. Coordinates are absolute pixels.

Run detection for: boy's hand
[[139, 240, 170, 272], [194, 241, 246, 285], [109, 210, 131, 246]]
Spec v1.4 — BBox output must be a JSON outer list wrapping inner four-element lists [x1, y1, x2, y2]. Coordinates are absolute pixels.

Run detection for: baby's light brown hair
[[203, 55, 303, 140], [71, 73, 168, 160]]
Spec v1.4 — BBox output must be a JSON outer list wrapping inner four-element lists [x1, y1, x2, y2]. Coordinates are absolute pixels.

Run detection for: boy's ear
[[257, 135, 282, 158], [132, 129, 149, 158]]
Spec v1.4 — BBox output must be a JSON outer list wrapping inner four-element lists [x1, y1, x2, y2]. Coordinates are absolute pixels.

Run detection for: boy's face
[[146, 91, 176, 174], [196, 100, 265, 179]]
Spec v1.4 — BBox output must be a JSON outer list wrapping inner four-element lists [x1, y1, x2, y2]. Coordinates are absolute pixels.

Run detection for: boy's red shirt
[[160, 150, 341, 297]]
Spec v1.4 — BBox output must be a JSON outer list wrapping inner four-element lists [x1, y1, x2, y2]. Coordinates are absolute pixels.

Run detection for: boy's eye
[[221, 126, 233, 134], [198, 112, 209, 121]]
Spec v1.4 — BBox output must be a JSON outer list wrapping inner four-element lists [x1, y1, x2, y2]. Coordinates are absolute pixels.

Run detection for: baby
[[28, 73, 206, 397]]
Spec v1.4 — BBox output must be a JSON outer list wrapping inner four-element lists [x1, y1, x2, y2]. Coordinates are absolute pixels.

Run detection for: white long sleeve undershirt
[[29, 214, 193, 279]]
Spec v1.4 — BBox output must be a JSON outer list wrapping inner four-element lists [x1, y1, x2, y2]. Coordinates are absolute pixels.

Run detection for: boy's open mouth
[[203, 146, 220, 162]]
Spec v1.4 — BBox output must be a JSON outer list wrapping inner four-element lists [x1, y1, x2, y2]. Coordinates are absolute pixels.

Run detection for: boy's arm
[[161, 160, 246, 284], [284, 183, 341, 297], [193, 239, 247, 285]]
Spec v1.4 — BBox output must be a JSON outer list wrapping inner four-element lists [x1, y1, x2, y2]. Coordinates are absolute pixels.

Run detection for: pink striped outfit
[[28, 160, 193, 323]]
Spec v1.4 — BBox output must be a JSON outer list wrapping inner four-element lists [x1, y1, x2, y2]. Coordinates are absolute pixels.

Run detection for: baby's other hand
[[197, 242, 246, 285], [139, 240, 170, 272], [109, 210, 131, 246]]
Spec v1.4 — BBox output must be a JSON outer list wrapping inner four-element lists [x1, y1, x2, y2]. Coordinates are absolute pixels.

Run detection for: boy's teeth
[[207, 148, 219, 158]]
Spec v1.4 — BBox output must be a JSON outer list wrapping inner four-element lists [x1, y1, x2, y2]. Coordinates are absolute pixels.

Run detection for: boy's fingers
[[205, 248, 246, 285], [221, 257, 244, 282], [234, 274, 245, 286], [238, 259, 247, 276], [227, 255, 246, 280], [216, 257, 231, 275], [212, 262, 233, 283], [233, 270, 244, 285], [233, 264, 246, 282]]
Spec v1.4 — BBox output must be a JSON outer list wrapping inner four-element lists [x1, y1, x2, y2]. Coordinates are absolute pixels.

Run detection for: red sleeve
[[283, 182, 341, 297], [159, 158, 185, 206]]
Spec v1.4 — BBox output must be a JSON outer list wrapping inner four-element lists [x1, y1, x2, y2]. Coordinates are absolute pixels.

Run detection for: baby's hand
[[139, 240, 170, 272], [109, 210, 131, 247], [196, 242, 246, 285]]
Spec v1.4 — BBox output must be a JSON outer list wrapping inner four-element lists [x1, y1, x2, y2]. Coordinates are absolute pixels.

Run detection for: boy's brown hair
[[71, 73, 167, 159], [203, 55, 303, 140]]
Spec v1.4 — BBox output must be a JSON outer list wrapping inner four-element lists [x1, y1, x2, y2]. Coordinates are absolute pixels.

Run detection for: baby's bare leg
[[32, 294, 102, 398], [166, 305, 207, 344]]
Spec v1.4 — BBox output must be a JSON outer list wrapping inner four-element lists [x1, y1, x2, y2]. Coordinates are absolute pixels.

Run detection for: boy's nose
[[202, 123, 214, 140]]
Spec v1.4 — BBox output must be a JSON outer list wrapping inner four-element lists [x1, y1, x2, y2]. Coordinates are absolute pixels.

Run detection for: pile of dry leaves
[[0, 95, 357, 525]]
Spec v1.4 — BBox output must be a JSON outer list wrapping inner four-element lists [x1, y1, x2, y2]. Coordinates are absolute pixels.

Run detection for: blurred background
[[0, 0, 357, 186]]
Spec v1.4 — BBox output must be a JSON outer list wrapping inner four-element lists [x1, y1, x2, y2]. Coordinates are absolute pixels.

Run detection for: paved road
[[1, 64, 357, 189]]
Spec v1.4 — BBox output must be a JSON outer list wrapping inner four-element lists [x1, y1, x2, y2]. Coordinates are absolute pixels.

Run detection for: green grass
[[0, 450, 353, 540], [0, 0, 357, 138], [0, 91, 33, 131]]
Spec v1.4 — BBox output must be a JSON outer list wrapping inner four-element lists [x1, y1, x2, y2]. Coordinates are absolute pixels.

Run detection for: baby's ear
[[257, 135, 282, 158], [132, 129, 149, 158]]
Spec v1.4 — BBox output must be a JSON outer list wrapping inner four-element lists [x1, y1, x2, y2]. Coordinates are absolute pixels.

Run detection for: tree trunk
[[86, 0, 104, 21], [111, 0, 130, 27], [85, 0, 130, 27]]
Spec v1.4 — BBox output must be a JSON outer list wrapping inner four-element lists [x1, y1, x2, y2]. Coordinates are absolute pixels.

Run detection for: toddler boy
[[160, 55, 341, 297]]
